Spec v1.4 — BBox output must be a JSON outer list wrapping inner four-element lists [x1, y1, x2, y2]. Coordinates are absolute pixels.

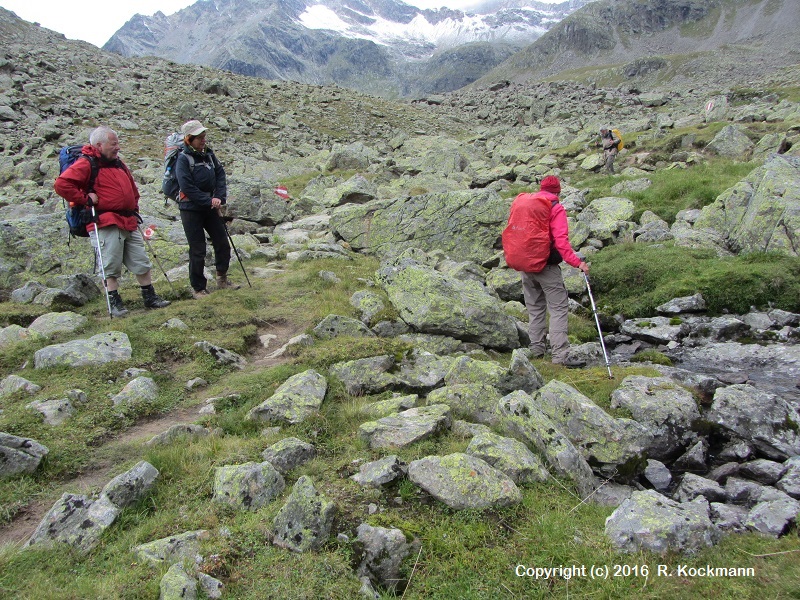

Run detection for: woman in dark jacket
[[175, 120, 239, 297]]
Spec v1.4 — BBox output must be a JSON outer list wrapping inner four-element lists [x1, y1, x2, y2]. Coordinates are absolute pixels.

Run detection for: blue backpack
[[58, 145, 99, 238]]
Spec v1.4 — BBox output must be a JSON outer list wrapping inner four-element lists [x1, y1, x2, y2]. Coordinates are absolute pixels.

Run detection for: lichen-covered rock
[[576, 197, 635, 241], [134, 530, 210, 566], [0, 432, 49, 477], [350, 290, 386, 324], [247, 369, 327, 424], [25, 493, 120, 554], [355, 523, 415, 593], [465, 431, 549, 484], [358, 404, 452, 449], [111, 376, 159, 409], [534, 380, 652, 473], [212, 461, 285, 510], [706, 384, 800, 460], [361, 394, 418, 418], [408, 453, 521, 509], [377, 254, 520, 350], [328, 355, 399, 395], [260, 437, 316, 474], [330, 189, 509, 265], [610, 376, 700, 460], [159, 563, 197, 600], [312, 314, 376, 340], [425, 382, 502, 425], [705, 124, 754, 159], [498, 390, 595, 498], [0, 374, 42, 397], [0, 324, 44, 349], [145, 424, 214, 446], [605, 490, 718, 555], [351, 455, 406, 487], [26, 398, 76, 426], [27, 311, 88, 337], [396, 352, 460, 391], [693, 155, 799, 256], [620, 317, 687, 344], [33, 331, 132, 368], [193, 341, 246, 369], [655, 293, 706, 314], [102, 461, 160, 509], [272, 476, 336, 552]]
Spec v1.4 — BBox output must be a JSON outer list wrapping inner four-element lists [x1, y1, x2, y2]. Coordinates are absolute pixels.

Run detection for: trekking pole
[[583, 272, 613, 379], [220, 212, 252, 288], [137, 224, 176, 295], [88, 201, 113, 319]]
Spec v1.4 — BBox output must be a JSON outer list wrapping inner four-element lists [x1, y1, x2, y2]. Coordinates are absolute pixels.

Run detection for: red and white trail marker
[[273, 185, 290, 200]]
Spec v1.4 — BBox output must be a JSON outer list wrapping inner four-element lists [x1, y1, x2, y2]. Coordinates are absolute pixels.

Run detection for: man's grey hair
[[89, 126, 118, 146]]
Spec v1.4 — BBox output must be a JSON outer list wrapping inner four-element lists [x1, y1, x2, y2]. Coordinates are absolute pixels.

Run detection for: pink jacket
[[545, 192, 582, 268]]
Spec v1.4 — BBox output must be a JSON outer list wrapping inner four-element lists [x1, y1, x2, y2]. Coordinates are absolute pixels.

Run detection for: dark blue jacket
[[175, 144, 227, 211]]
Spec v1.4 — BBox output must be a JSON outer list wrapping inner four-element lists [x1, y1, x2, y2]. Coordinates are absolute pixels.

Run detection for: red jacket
[[54, 145, 140, 232], [548, 196, 583, 268]]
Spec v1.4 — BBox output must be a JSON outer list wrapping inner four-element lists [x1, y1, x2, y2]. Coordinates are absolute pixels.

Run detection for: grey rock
[[261, 437, 316, 473], [709, 502, 749, 533], [775, 456, 800, 499], [27, 311, 88, 337], [145, 424, 214, 446], [313, 314, 376, 340], [350, 290, 386, 324], [34, 331, 132, 368], [134, 530, 210, 566], [0, 374, 42, 397], [610, 376, 700, 460], [212, 461, 285, 511], [329, 355, 398, 396], [193, 341, 246, 369], [26, 398, 76, 426], [408, 453, 521, 509], [247, 369, 328, 424], [498, 390, 595, 498], [655, 293, 706, 314], [102, 461, 160, 509], [465, 431, 549, 484], [355, 523, 415, 593], [25, 493, 120, 554], [426, 383, 502, 426], [739, 459, 787, 485], [706, 384, 800, 460], [746, 496, 800, 537], [605, 491, 718, 555], [644, 459, 672, 492], [620, 317, 686, 344], [361, 394, 418, 418], [673, 473, 725, 503], [351, 455, 406, 487], [272, 476, 336, 552], [672, 439, 708, 472], [358, 405, 451, 450], [0, 432, 49, 478], [111, 376, 159, 409], [159, 563, 197, 600]]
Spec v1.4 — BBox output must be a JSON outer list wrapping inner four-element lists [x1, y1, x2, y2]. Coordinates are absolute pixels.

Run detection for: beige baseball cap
[[181, 120, 207, 137]]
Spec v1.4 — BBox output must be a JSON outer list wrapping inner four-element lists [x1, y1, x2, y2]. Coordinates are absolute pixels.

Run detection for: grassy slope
[[0, 247, 798, 598]]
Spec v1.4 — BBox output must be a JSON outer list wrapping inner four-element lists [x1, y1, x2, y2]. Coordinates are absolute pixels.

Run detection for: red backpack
[[502, 192, 553, 273]]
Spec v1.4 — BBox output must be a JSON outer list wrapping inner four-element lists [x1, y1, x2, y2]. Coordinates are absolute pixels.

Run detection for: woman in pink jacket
[[516, 176, 589, 367]]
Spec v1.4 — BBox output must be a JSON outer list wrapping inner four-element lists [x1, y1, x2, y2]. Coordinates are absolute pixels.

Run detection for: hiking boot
[[108, 291, 128, 318], [141, 285, 171, 309], [216, 271, 241, 290], [192, 288, 211, 299], [553, 356, 586, 369]]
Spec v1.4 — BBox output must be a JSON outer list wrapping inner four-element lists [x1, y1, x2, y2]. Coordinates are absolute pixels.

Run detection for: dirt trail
[[0, 322, 302, 548]]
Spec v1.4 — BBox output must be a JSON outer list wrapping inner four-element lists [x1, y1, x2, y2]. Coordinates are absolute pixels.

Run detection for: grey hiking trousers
[[521, 264, 570, 362]]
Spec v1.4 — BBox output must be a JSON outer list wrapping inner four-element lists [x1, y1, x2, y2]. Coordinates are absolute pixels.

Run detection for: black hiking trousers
[[180, 208, 231, 292]]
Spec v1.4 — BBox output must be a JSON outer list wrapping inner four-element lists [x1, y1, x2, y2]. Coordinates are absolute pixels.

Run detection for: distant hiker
[[54, 126, 170, 317], [502, 176, 589, 368], [600, 127, 621, 174], [175, 120, 240, 298]]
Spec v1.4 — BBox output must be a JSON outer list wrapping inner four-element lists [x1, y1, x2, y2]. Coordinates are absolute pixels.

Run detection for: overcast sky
[[1, 0, 561, 47]]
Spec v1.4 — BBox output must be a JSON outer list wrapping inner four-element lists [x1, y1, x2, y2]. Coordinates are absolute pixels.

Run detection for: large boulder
[[0, 432, 49, 478], [33, 331, 132, 368], [576, 197, 635, 242], [377, 254, 520, 350], [605, 490, 718, 554], [705, 125, 754, 159], [693, 155, 799, 256], [407, 453, 522, 509], [247, 369, 327, 424], [330, 189, 508, 264]]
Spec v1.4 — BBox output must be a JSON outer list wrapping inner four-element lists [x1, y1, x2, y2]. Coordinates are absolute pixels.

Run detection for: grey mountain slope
[[102, 0, 591, 98], [475, 0, 800, 90]]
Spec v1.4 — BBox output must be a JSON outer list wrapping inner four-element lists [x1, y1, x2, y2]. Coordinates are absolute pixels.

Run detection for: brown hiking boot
[[192, 288, 211, 299], [216, 271, 241, 290]]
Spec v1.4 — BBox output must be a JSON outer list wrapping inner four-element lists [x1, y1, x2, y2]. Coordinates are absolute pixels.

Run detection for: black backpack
[[58, 145, 98, 238], [161, 132, 197, 202]]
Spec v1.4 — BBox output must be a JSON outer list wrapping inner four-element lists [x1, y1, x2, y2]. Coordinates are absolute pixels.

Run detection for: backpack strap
[[80, 155, 100, 195]]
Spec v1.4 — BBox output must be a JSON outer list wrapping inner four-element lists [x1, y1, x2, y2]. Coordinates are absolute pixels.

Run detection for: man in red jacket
[[518, 176, 589, 367], [55, 126, 170, 317]]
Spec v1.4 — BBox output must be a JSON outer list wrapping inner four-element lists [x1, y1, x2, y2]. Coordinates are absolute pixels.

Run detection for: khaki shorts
[[91, 226, 151, 279]]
